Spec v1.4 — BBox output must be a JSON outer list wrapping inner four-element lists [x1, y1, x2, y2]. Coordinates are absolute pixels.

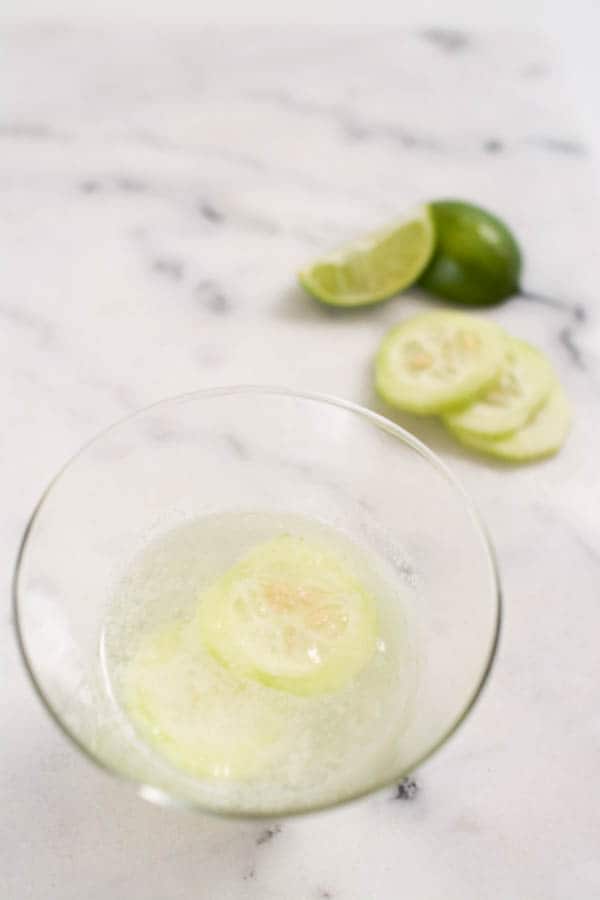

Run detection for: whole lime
[[420, 200, 522, 305]]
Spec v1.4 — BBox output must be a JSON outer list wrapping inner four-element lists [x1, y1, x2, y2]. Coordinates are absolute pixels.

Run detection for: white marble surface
[[2, 24, 600, 900]]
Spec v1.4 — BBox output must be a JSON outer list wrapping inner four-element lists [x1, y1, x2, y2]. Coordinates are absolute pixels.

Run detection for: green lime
[[420, 200, 522, 305], [299, 205, 435, 307]]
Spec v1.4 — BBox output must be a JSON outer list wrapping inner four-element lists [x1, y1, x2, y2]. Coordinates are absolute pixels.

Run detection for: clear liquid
[[102, 511, 418, 814]]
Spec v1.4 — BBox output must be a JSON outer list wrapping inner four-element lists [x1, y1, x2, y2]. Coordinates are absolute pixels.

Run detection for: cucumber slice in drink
[[198, 535, 378, 696], [442, 337, 554, 437], [124, 623, 281, 780], [375, 311, 505, 414]]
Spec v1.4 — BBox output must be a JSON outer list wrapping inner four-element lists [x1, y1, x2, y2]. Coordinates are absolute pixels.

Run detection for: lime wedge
[[299, 206, 435, 307]]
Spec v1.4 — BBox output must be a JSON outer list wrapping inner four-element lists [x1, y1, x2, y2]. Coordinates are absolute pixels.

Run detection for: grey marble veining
[[2, 24, 600, 900]]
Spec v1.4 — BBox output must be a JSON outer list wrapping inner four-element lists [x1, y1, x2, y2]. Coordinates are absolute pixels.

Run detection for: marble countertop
[[2, 24, 600, 900]]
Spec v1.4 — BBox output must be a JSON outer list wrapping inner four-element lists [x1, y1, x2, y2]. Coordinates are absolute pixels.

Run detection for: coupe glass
[[14, 387, 500, 817]]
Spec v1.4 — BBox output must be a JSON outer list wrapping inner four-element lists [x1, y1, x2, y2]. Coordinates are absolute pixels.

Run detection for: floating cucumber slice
[[442, 337, 554, 437], [198, 535, 378, 696], [446, 382, 571, 461], [375, 311, 505, 415], [123, 622, 281, 779]]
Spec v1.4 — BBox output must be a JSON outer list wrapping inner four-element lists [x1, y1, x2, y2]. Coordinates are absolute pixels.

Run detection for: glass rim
[[13, 384, 502, 820]]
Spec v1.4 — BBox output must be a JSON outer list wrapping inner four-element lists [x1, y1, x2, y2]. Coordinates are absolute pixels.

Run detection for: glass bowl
[[14, 387, 500, 817]]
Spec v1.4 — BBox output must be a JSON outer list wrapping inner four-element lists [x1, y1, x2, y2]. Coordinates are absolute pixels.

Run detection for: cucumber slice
[[123, 622, 281, 779], [442, 337, 554, 437], [198, 535, 378, 696], [375, 311, 505, 414], [446, 382, 570, 461]]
